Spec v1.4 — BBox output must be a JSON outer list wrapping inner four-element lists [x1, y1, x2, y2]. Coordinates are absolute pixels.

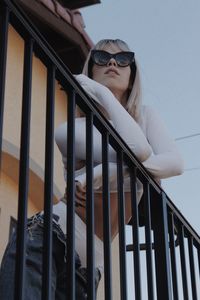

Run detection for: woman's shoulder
[[55, 117, 86, 130], [55, 117, 86, 144]]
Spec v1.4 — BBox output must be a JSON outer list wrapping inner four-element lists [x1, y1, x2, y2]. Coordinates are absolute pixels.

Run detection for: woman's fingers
[[75, 181, 86, 201], [76, 181, 86, 193]]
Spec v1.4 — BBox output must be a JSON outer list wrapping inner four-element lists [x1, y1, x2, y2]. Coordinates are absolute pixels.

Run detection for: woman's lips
[[105, 67, 119, 75]]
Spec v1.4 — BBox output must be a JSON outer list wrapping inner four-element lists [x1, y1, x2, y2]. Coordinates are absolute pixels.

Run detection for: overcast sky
[[81, 2, 200, 298]]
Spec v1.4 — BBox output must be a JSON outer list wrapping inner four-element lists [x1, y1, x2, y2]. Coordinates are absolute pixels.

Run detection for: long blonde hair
[[82, 39, 142, 122]]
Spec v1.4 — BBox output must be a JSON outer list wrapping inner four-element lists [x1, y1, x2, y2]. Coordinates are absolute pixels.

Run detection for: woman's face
[[91, 43, 132, 103]]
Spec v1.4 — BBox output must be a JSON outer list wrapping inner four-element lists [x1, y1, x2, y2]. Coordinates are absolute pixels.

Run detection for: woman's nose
[[107, 58, 117, 66]]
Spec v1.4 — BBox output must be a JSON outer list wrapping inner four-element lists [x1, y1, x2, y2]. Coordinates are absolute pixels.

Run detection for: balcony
[[0, 0, 200, 299]]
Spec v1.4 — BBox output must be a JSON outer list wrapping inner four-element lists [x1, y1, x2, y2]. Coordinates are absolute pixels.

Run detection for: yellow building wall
[[0, 25, 121, 299], [0, 25, 67, 259]]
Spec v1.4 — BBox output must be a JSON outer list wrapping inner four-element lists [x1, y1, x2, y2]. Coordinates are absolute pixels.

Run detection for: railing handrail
[[2, 0, 200, 247], [166, 196, 200, 245]]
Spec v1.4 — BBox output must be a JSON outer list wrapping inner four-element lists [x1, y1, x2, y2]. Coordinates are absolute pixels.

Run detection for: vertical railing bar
[[178, 224, 189, 300], [42, 64, 56, 300], [0, 3, 9, 170], [86, 110, 95, 299], [117, 151, 127, 300], [168, 212, 179, 300], [66, 88, 76, 300], [188, 236, 198, 300], [153, 191, 173, 300], [102, 132, 112, 300], [144, 182, 155, 300], [130, 168, 142, 300], [14, 37, 34, 300]]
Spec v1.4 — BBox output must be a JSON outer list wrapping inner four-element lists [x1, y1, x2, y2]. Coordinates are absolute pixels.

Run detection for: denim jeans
[[0, 213, 89, 300]]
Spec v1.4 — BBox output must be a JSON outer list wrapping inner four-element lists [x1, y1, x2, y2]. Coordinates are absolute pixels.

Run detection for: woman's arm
[[142, 106, 184, 179], [75, 74, 152, 162], [55, 118, 117, 163], [55, 79, 184, 181]]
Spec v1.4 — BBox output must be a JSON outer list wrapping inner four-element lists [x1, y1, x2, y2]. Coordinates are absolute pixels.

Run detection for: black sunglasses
[[91, 50, 135, 67]]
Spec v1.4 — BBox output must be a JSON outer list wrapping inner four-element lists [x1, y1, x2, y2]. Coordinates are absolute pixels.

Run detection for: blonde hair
[[82, 39, 142, 122]]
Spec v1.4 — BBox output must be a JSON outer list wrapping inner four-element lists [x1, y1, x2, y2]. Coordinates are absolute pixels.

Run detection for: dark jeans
[[0, 214, 88, 300]]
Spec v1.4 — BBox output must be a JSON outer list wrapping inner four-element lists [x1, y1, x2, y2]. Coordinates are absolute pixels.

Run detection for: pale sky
[[81, 1, 200, 298], [81, 0, 200, 232]]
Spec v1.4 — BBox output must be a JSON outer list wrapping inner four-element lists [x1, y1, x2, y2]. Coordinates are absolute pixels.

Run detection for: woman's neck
[[111, 89, 128, 107]]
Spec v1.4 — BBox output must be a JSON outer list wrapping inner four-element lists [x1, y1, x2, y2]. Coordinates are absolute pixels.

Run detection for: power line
[[174, 133, 200, 172], [175, 133, 200, 141], [184, 166, 200, 172]]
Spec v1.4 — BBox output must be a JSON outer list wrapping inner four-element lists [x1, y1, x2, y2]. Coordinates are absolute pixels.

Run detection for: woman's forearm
[[75, 74, 153, 162], [143, 151, 184, 179]]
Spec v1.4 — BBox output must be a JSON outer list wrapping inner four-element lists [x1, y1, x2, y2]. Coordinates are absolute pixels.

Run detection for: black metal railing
[[0, 0, 200, 299]]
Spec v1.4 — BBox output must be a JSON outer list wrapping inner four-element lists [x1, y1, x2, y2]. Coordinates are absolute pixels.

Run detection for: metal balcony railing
[[0, 0, 200, 299]]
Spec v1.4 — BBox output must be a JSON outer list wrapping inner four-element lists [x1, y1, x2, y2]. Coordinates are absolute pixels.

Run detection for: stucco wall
[[0, 25, 121, 299], [0, 24, 67, 258]]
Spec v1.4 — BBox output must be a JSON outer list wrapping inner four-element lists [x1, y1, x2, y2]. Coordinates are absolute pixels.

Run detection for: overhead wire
[[184, 166, 200, 172], [175, 133, 200, 141], [175, 132, 200, 172]]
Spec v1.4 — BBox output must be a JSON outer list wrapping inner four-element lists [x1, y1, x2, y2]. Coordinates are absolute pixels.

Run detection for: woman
[[0, 39, 184, 299], [50, 38, 184, 295]]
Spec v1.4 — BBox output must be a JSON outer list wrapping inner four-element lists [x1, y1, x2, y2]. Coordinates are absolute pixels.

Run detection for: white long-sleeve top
[[53, 75, 184, 272], [55, 75, 184, 192]]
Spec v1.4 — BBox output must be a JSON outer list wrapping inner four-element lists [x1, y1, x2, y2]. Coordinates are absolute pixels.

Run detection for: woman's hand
[[74, 75, 152, 163], [74, 74, 110, 104], [75, 181, 86, 205], [75, 74, 104, 92]]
